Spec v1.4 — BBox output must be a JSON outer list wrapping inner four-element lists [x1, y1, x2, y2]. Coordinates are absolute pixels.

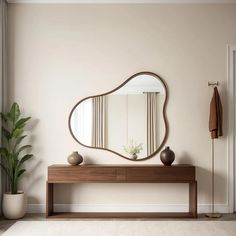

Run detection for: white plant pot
[[2, 191, 27, 220]]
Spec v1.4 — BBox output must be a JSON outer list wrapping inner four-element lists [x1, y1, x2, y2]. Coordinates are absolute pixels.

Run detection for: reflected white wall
[[71, 99, 92, 146]]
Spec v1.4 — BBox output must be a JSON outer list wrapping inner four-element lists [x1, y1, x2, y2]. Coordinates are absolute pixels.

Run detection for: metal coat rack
[[206, 81, 222, 218]]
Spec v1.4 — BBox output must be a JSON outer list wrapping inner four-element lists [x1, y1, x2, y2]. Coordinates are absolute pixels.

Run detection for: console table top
[[49, 164, 194, 168]]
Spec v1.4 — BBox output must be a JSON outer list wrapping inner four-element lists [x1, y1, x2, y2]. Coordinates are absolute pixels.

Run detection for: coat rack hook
[[208, 81, 219, 86]]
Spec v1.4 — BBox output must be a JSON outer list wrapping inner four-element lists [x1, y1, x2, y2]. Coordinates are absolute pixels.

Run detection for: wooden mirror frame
[[68, 71, 169, 161]]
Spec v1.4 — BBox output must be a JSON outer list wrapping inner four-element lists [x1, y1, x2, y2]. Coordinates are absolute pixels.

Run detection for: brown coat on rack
[[209, 86, 223, 139]]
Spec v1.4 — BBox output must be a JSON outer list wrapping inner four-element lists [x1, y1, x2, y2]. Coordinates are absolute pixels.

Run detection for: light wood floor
[[1, 213, 236, 235]]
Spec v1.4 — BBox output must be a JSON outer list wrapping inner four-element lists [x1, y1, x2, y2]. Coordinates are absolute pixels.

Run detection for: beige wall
[[7, 4, 236, 211]]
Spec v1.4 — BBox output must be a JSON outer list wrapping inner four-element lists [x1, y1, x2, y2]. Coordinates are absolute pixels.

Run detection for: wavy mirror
[[69, 72, 168, 161]]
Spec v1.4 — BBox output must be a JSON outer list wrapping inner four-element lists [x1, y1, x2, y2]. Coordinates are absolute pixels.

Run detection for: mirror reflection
[[69, 72, 167, 161]]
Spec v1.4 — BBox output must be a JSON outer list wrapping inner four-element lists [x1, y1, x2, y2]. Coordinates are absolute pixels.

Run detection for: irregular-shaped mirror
[[69, 72, 168, 161]]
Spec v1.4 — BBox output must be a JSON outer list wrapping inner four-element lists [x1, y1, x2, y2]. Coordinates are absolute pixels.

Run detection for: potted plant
[[124, 140, 143, 160], [0, 103, 33, 219]]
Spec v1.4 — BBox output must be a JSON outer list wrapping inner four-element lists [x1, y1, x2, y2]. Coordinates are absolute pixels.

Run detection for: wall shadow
[[178, 152, 194, 165]]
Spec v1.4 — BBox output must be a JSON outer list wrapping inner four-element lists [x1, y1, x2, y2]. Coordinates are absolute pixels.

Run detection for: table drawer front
[[126, 167, 195, 182], [48, 167, 117, 182]]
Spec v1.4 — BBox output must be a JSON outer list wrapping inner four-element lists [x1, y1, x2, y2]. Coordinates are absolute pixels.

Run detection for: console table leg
[[189, 181, 197, 218], [46, 182, 54, 217]]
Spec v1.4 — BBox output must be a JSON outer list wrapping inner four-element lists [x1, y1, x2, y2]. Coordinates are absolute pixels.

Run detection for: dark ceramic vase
[[160, 146, 175, 166], [132, 153, 138, 160]]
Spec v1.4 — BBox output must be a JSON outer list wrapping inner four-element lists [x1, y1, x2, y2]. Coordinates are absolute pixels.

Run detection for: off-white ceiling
[[6, 0, 236, 4]]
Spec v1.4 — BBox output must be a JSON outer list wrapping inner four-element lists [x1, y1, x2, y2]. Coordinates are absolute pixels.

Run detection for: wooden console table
[[46, 164, 197, 218]]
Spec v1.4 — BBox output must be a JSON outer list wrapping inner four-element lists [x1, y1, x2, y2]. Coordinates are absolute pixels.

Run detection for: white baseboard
[[27, 203, 231, 214]]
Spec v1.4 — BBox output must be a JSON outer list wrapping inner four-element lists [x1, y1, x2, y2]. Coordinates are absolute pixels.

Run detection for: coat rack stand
[[206, 81, 222, 218], [205, 139, 221, 218]]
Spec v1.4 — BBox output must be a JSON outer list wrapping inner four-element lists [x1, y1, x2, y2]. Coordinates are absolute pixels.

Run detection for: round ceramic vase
[[132, 153, 138, 160], [67, 151, 83, 165], [2, 191, 27, 220], [160, 146, 175, 166]]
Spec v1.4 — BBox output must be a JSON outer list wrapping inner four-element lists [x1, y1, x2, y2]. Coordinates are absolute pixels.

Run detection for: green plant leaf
[[19, 154, 33, 166], [15, 117, 31, 129], [16, 145, 32, 156], [12, 128, 24, 139], [0, 147, 8, 156], [7, 103, 20, 123], [0, 112, 7, 122], [2, 127, 11, 140], [17, 169, 26, 178], [0, 148, 9, 164], [13, 135, 27, 151], [16, 135, 27, 143], [0, 163, 10, 177]]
